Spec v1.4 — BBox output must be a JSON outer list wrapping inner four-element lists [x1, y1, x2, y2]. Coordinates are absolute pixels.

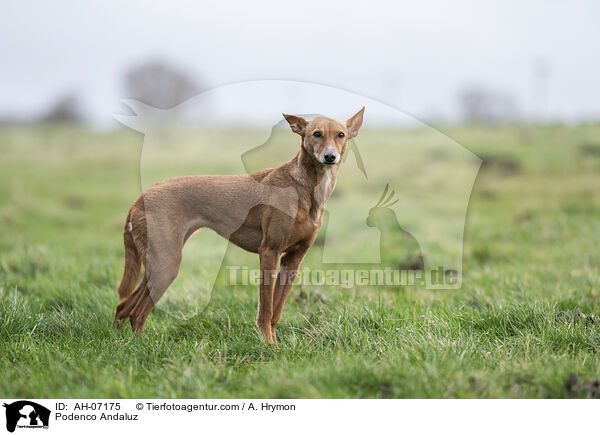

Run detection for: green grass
[[2, 122, 600, 398]]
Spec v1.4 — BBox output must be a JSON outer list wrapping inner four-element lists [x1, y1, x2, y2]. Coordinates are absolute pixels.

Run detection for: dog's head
[[283, 107, 364, 167]]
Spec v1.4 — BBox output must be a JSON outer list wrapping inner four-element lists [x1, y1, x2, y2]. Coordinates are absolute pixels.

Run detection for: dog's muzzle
[[323, 152, 337, 165], [319, 145, 339, 165]]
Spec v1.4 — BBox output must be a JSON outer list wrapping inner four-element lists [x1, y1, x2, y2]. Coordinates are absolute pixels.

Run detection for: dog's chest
[[298, 170, 335, 235], [313, 170, 334, 210], [290, 200, 323, 245]]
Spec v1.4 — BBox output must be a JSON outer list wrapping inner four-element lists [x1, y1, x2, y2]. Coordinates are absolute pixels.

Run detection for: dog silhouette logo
[[3, 401, 50, 432]]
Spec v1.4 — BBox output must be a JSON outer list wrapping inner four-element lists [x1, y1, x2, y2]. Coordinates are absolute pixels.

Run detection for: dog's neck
[[291, 143, 339, 221]]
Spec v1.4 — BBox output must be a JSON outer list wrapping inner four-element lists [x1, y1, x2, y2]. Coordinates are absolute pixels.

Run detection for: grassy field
[[2, 122, 600, 398]]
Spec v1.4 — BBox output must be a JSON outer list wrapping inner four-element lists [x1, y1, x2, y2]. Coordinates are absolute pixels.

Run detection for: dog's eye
[[313, 131, 322, 138], [337, 132, 345, 138]]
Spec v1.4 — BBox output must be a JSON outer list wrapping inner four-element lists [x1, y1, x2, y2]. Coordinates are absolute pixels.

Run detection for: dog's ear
[[346, 106, 365, 138], [283, 114, 307, 136]]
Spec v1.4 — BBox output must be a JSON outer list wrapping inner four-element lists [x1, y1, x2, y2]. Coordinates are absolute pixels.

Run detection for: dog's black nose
[[324, 153, 336, 164]]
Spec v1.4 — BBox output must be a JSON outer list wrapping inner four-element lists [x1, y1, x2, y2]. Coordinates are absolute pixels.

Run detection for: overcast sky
[[1, 0, 599, 126]]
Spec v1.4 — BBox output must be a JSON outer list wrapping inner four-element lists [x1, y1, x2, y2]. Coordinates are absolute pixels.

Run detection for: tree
[[41, 92, 83, 123], [459, 86, 518, 125], [123, 60, 200, 109]]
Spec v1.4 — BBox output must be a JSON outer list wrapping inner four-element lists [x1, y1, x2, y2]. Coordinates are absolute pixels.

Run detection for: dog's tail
[[117, 209, 142, 300]]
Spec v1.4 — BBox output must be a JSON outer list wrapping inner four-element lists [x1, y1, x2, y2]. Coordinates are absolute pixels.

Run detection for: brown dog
[[114, 108, 365, 344]]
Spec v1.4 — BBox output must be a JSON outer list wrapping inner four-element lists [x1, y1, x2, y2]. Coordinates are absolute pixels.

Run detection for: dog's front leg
[[270, 245, 310, 342], [257, 247, 279, 345]]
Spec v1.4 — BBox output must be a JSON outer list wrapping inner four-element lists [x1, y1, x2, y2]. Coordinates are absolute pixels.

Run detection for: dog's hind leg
[[114, 275, 147, 327], [129, 251, 183, 333], [117, 212, 142, 300], [128, 285, 155, 333]]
